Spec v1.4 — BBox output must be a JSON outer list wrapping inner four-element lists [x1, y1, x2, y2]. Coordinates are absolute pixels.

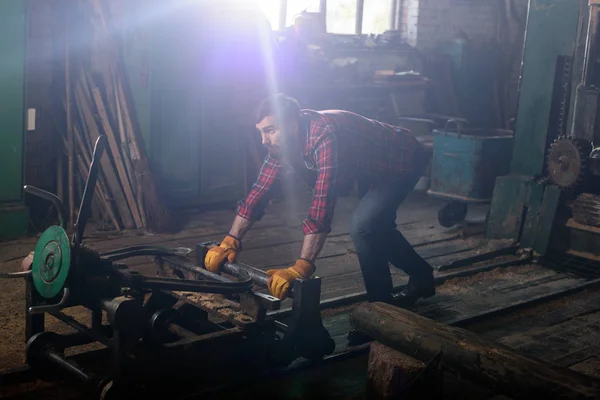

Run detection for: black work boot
[[393, 272, 436, 307]]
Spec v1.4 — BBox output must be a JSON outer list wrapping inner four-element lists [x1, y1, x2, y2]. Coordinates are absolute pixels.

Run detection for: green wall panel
[[510, 0, 582, 177], [0, 0, 26, 203]]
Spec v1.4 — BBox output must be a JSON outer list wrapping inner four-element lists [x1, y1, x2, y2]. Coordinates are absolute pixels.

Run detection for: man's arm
[[229, 215, 254, 241], [234, 154, 282, 240], [300, 233, 329, 263], [300, 131, 340, 266]]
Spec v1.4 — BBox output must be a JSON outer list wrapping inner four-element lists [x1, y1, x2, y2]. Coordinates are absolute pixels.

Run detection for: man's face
[[256, 115, 298, 160]]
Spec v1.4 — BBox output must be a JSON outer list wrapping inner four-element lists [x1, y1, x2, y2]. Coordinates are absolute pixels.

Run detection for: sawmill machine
[[487, 0, 600, 265], [16, 135, 335, 399]]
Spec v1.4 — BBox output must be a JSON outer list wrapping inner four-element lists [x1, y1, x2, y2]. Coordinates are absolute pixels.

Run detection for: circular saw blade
[[547, 137, 591, 188]]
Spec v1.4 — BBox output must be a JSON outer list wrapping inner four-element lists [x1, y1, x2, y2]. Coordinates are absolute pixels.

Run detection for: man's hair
[[254, 93, 301, 124]]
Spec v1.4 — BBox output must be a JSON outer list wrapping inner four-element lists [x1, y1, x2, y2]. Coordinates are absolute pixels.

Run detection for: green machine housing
[[0, 0, 29, 239], [486, 0, 600, 259]]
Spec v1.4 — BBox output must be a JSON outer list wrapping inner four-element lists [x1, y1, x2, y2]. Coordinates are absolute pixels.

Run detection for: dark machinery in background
[[20, 135, 334, 399], [546, 0, 600, 257], [486, 0, 600, 268]]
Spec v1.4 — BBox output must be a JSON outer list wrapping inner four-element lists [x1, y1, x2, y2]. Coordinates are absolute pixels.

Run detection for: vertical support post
[[356, 0, 364, 34], [282, 278, 335, 360], [66, 6, 75, 227], [25, 278, 44, 342], [279, 0, 287, 30]]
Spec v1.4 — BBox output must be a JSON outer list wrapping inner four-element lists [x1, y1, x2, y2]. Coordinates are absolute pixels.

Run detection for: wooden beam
[[350, 302, 600, 400]]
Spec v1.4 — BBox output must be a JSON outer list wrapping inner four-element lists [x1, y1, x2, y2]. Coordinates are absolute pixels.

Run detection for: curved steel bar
[[23, 185, 67, 229], [101, 246, 193, 261], [29, 287, 71, 315], [0, 270, 32, 279]]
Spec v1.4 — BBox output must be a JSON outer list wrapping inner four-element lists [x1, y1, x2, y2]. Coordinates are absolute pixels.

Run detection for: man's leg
[[349, 188, 395, 303], [349, 176, 421, 303], [383, 169, 435, 305]]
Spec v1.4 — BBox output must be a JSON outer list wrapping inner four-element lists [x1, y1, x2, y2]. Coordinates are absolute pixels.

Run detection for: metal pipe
[[46, 350, 95, 383], [167, 323, 197, 340], [221, 262, 268, 288], [222, 261, 296, 298], [23, 185, 67, 229], [48, 309, 112, 347], [163, 256, 234, 283], [141, 276, 253, 294]]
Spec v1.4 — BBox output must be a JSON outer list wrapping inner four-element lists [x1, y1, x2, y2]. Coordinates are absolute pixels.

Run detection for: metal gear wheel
[[547, 136, 592, 188]]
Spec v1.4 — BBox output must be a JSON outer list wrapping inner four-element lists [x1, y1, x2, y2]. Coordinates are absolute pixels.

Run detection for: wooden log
[[367, 341, 425, 400], [350, 302, 600, 400]]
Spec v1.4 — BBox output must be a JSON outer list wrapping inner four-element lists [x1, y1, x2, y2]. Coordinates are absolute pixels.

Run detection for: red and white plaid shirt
[[237, 110, 425, 235]]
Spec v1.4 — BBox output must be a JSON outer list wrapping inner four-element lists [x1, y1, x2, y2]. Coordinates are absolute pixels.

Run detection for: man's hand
[[204, 235, 241, 273], [266, 259, 315, 300]]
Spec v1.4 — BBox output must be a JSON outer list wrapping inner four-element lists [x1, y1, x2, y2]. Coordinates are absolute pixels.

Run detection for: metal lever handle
[[23, 186, 67, 229], [100, 246, 193, 262], [73, 135, 107, 247], [29, 288, 71, 315]]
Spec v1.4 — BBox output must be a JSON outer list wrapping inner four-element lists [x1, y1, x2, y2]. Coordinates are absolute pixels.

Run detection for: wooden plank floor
[[1, 184, 600, 397]]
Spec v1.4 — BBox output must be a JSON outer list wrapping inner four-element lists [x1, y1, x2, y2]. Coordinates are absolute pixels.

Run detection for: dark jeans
[[350, 163, 433, 303]]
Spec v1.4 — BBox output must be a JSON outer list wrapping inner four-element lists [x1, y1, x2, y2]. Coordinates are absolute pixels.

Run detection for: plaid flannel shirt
[[237, 110, 425, 235]]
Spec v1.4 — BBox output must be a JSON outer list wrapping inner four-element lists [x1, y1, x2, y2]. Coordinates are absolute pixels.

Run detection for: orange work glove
[[204, 235, 241, 273], [266, 259, 315, 300]]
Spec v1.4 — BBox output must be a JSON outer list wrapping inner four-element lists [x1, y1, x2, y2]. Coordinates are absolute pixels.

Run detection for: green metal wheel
[[32, 225, 71, 299]]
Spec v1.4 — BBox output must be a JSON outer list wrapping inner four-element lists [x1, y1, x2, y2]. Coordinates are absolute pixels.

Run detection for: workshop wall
[[399, 0, 529, 126]]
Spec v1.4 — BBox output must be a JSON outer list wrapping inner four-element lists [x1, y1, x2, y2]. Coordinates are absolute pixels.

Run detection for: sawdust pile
[[436, 264, 542, 295], [178, 292, 254, 323]]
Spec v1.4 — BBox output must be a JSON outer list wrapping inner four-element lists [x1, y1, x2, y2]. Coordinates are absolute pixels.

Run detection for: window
[[362, 1, 393, 34], [256, 1, 282, 30], [286, 0, 320, 27], [326, 0, 357, 34], [254, 0, 396, 34]]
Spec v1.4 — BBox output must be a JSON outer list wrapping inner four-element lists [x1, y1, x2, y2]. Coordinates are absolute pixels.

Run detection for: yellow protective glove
[[266, 259, 315, 300], [204, 235, 241, 273]]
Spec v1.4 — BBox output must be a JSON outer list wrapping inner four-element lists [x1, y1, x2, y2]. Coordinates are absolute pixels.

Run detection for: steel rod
[[141, 276, 253, 294], [437, 245, 519, 271], [163, 256, 234, 284], [46, 350, 94, 383], [48, 310, 112, 347]]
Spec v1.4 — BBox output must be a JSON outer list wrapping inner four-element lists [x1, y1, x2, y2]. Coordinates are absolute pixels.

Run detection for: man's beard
[[267, 144, 298, 163], [267, 145, 282, 159]]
